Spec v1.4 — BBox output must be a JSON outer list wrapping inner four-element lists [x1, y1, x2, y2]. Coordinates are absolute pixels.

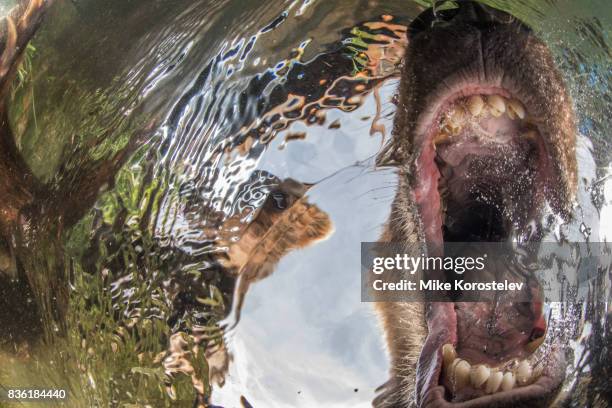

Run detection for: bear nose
[[407, 1, 522, 40]]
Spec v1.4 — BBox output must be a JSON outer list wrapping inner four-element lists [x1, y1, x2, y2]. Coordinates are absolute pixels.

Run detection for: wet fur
[[373, 183, 428, 408], [374, 3, 577, 407]]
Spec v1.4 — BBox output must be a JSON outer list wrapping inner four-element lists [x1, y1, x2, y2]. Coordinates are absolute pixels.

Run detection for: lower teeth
[[441, 343, 539, 395]]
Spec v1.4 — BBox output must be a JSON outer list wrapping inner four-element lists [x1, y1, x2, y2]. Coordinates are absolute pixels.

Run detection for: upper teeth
[[486, 95, 506, 117], [441, 106, 467, 135], [507, 98, 526, 119], [466, 95, 484, 116], [434, 94, 530, 147], [442, 344, 540, 395]]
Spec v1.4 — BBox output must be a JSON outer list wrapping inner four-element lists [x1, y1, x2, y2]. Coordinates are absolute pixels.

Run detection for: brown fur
[[220, 178, 332, 323], [373, 192, 428, 408], [373, 3, 577, 407]]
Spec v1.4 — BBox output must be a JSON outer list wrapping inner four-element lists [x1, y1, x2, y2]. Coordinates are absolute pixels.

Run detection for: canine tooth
[[442, 344, 456, 368], [466, 95, 484, 116], [485, 371, 504, 394], [507, 98, 526, 119], [487, 95, 506, 117], [501, 372, 516, 391], [516, 360, 533, 385], [470, 365, 491, 389], [453, 359, 471, 389]]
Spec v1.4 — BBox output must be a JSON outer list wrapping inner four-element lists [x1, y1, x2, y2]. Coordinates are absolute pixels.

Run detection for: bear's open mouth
[[411, 86, 566, 407], [413, 86, 556, 248]]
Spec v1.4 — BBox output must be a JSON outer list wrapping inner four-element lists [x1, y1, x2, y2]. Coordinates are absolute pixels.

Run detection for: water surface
[[0, 0, 610, 406]]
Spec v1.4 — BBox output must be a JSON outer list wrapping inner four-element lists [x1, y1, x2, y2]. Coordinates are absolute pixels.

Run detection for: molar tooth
[[487, 95, 506, 117], [442, 108, 465, 135], [507, 108, 516, 120], [466, 95, 484, 116], [516, 360, 533, 385], [447, 124, 461, 135], [452, 359, 471, 390], [501, 372, 516, 391], [522, 130, 538, 142], [490, 108, 503, 118], [470, 365, 491, 389], [507, 98, 526, 120], [442, 344, 456, 369], [485, 371, 504, 394], [450, 106, 466, 124], [433, 132, 451, 146]]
